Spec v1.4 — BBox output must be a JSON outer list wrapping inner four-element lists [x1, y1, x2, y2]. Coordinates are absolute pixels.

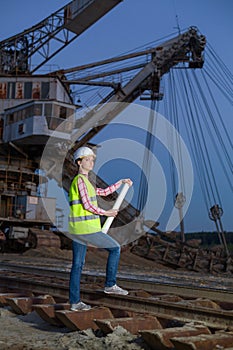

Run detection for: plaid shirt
[[78, 176, 121, 215]]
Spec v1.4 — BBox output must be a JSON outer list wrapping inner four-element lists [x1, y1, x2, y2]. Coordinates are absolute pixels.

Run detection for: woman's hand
[[121, 178, 133, 187], [104, 209, 119, 217]]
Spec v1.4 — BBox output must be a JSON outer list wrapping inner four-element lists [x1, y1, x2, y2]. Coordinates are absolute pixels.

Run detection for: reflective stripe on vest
[[69, 214, 99, 222], [69, 196, 96, 206], [68, 174, 101, 234]]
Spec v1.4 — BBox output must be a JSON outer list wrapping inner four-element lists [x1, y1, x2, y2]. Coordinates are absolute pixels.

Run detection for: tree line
[[186, 231, 233, 248]]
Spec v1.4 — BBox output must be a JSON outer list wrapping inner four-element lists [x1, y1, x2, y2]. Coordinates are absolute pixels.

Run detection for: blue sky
[[1, 1, 232, 232], [1, 0, 232, 70]]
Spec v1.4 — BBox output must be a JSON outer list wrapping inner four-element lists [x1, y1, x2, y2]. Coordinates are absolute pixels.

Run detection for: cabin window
[[24, 105, 34, 118], [18, 123, 25, 134], [41, 82, 50, 99], [24, 82, 32, 99], [33, 104, 42, 116], [7, 113, 14, 124], [7, 82, 15, 99], [53, 104, 60, 117], [44, 103, 52, 117], [59, 106, 67, 119], [16, 110, 23, 122]]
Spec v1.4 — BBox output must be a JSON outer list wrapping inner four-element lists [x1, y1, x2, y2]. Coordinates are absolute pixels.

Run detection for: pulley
[[209, 204, 223, 221]]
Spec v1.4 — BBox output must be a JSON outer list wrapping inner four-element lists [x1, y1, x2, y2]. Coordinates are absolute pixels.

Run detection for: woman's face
[[78, 155, 95, 173]]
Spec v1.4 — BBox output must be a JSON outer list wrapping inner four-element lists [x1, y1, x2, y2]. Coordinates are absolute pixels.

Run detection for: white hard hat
[[73, 146, 96, 163]]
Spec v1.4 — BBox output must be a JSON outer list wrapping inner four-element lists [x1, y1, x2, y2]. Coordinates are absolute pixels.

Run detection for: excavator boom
[[0, 0, 122, 75], [62, 27, 206, 146]]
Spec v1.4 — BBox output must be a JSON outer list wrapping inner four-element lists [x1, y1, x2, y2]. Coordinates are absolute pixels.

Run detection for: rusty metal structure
[[0, 262, 233, 345], [0, 1, 231, 273], [0, 0, 123, 251], [0, 0, 123, 75]]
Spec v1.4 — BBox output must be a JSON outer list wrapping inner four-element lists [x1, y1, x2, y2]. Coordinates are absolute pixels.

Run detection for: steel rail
[[0, 273, 232, 329], [0, 262, 233, 303], [0, 273, 69, 299], [83, 290, 233, 329]]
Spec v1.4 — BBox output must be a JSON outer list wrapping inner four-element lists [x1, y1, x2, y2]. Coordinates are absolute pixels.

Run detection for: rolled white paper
[[102, 183, 130, 234]]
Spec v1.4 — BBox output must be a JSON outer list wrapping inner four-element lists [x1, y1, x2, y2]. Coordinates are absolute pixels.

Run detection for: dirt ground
[[21, 245, 171, 272], [0, 248, 165, 350], [0, 247, 231, 349], [0, 306, 151, 350]]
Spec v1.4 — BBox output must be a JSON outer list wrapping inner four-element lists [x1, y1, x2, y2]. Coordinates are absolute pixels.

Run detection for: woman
[[68, 146, 133, 311]]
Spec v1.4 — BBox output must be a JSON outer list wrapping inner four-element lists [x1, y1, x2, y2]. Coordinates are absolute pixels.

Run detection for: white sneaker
[[104, 284, 128, 295], [70, 301, 91, 311]]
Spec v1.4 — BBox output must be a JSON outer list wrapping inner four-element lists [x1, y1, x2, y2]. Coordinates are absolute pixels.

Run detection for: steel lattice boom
[[0, 0, 122, 75]]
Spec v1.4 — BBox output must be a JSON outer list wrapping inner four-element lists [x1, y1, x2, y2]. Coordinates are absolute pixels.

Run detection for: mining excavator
[[0, 1, 232, 273]]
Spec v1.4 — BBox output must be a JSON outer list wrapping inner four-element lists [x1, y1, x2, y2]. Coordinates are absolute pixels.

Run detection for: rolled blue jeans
[[69, 231, 121, 304]]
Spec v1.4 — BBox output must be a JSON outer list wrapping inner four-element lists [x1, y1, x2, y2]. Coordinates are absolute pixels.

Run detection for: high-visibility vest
[[68, 174, 101, 234]]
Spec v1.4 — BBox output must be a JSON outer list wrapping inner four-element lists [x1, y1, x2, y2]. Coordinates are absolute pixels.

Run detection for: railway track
[[1, 261, 233, 303], [0, 268, 233, 329], [0, 261, 233, 349]]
